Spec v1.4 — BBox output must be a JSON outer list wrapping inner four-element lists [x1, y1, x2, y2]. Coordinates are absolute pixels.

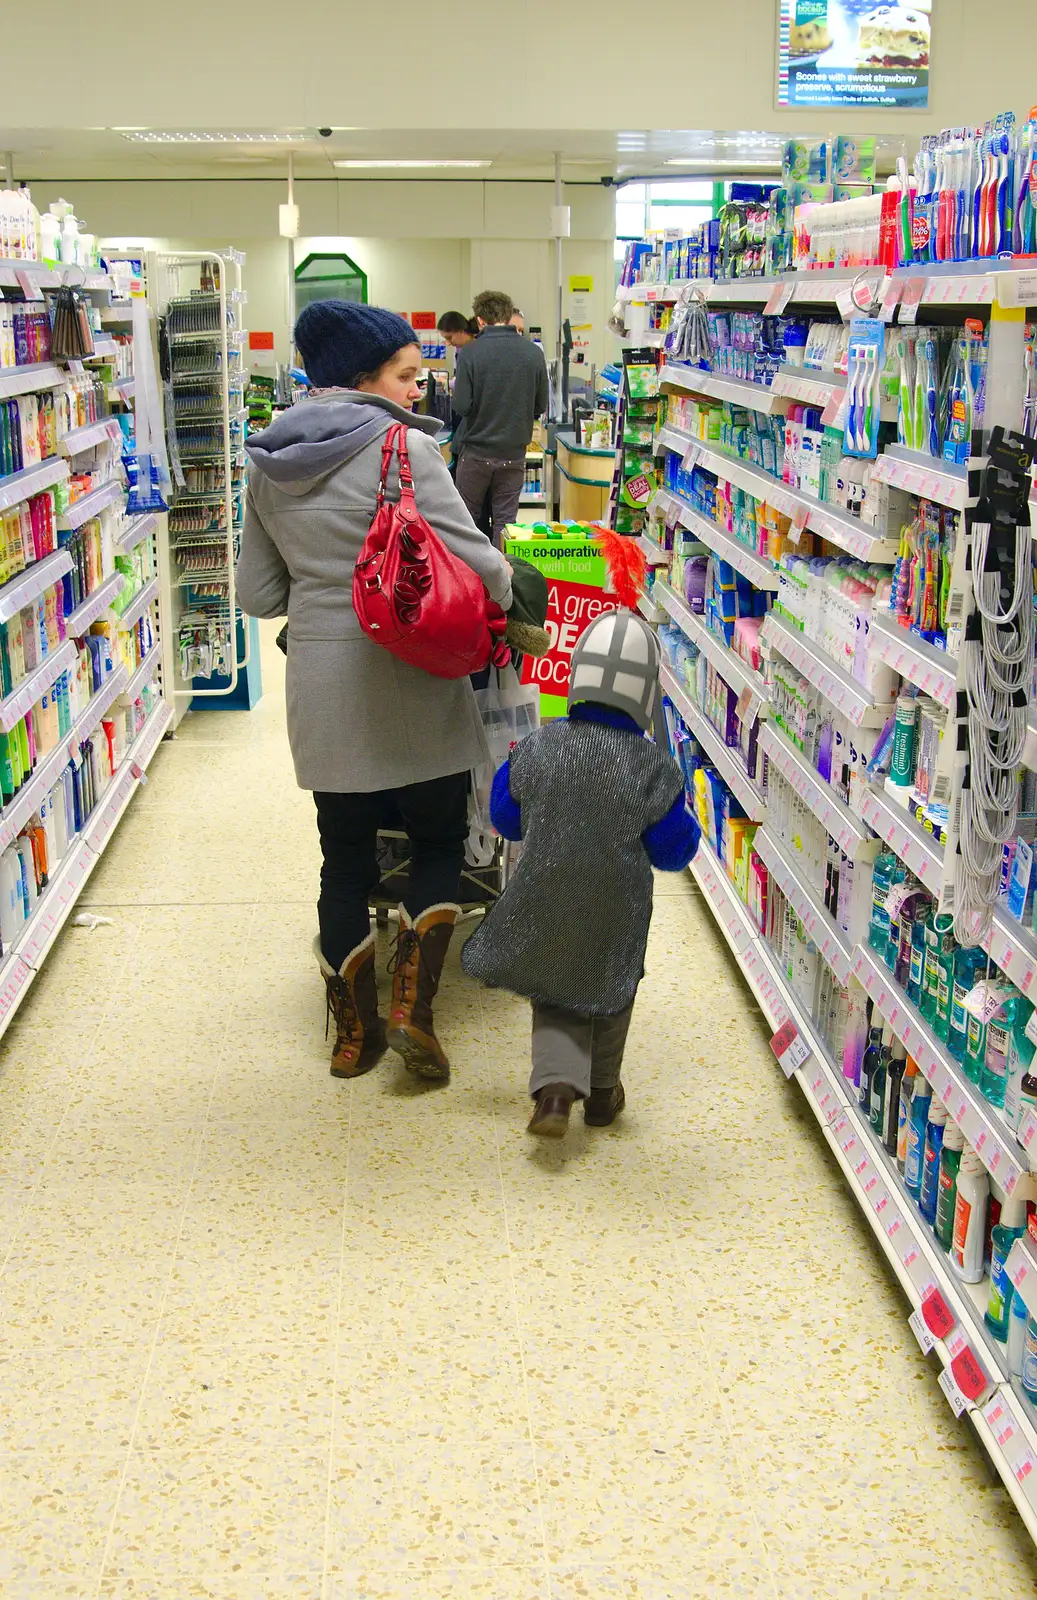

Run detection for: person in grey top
[[237, 299, 511, 1088], [453, 289, 549, 547], [462, 609, 700, 1138]]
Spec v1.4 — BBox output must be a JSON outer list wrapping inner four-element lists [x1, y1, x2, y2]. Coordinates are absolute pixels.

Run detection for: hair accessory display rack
[[150, 248, 259, 709], [0, 248, 172, 1040]]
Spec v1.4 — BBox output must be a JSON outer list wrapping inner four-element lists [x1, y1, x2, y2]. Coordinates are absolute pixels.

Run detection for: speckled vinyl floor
[[1, 623, 1036, 1598]]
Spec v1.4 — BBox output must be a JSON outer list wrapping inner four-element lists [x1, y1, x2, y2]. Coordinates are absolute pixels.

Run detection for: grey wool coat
[[237, 392, 513, 793]]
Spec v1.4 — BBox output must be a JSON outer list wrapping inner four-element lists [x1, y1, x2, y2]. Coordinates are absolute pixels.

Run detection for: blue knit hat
[[294, 300, 418, 388]]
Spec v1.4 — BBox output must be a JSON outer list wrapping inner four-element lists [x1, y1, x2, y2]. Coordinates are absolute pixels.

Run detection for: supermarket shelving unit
[[643, 258, 1037, 1540], [0, 256, 172, 1038]]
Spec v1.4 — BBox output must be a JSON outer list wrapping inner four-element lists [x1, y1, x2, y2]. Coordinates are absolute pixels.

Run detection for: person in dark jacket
[[453, 289, 549, 546], [462, 609, 700, 1138]]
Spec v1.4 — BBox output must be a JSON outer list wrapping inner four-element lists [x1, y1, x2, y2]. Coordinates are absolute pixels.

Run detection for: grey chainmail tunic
[[462, 718, 683, 1015]]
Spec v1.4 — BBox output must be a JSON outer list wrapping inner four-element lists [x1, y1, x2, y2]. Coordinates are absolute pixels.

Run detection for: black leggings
[[313, 773, 469, 969]]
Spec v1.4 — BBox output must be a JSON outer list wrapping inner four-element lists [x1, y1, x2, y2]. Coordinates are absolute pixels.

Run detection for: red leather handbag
[[353, 424, 510, 680]]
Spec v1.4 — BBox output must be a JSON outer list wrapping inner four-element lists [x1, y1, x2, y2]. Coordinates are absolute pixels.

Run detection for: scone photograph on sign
[[857, 3, 931, 68]]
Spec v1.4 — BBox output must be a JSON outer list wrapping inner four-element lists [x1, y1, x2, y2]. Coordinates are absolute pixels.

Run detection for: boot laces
[[324, 972, 359, 1044], [386, 926, 426, 1008]]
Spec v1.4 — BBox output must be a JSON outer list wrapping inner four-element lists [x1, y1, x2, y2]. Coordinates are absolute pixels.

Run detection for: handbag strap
[[375, 422, 416, 510]]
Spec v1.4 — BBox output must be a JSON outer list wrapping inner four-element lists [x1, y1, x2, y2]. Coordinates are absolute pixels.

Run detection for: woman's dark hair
[[437, 310, 478, 336]]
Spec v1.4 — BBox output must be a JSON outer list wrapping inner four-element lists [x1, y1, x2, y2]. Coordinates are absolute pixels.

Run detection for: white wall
[[6, 0, 1036, 138], [68, 178, 614, 369]]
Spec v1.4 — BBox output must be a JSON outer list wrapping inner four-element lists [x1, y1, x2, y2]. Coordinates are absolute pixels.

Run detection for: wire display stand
[[151, 249, 249, 701]]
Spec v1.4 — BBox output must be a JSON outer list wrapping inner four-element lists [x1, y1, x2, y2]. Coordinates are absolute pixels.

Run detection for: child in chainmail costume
[[462, 608, 700, 1138]]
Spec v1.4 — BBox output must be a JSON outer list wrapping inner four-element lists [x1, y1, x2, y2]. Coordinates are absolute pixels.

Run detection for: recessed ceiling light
[[116, 130, 305, 144], [333, 159, 491, 169]]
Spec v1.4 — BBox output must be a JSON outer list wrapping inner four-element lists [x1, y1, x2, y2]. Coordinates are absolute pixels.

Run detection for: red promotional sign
[[520, 579, 621, 717], [410, 312, 437, 330], [249, 331, 275, 350]]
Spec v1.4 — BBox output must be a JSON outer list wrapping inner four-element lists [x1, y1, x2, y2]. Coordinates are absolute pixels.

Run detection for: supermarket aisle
[[0, 625, 1036, 1599]]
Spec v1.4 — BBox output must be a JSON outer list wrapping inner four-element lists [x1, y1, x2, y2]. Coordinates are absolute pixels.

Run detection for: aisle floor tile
[[1, 623, 1036, 1595]]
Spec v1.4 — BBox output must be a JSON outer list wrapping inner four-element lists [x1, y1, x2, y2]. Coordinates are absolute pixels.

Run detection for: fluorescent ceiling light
[[333, 159, 490, 169], [664, 157, 780, 168], [117, 130, 304, 144]]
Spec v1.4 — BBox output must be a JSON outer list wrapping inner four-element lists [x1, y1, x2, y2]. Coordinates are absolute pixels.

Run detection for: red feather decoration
[[592, 525, 647, 611]]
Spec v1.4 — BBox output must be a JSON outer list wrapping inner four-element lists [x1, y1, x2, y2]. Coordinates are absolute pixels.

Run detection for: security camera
[[600, 175, 615, 188], [318, 128, 333, 139]]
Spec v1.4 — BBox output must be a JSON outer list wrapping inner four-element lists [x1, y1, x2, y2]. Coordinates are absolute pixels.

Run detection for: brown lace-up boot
[[314, 935, 387, 1078], [387, 903, 459, 1080]]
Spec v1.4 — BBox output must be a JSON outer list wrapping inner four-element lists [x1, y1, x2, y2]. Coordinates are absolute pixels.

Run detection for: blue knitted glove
[[642, 793, 700, 871]]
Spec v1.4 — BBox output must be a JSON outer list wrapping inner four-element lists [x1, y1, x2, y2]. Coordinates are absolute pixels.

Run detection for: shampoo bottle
[[951, 1146, 989, 1285], [858, 1018, 884, 1112], [869, 1020, 892, 1131]]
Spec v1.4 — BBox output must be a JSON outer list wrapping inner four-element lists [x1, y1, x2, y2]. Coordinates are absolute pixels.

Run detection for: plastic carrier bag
[[466, 666, 539, 867]]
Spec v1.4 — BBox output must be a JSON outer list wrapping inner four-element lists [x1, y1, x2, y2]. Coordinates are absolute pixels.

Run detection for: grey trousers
[[529, 1001, 635, 1099], [456, 451, 525, 547]]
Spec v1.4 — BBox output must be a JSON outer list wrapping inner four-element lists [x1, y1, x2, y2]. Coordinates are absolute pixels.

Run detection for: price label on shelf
[[939, 1367, 968, 1418], [879, 277, 903, 323], [951, 1344, 992, 1404], [921, 1285, 956, 1340], [764, 281, 795, 316], [682, 441, 703, 471], [770, 1019, 811, 1078], [898, 277, 927, 324], [1015, 1450, 1037, 1485], [908, 1309, 936, 1355], [14, 270, 44, 302]]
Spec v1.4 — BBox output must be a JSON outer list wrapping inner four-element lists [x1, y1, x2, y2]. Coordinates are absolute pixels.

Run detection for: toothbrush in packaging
[[844, 321, 884, 461]]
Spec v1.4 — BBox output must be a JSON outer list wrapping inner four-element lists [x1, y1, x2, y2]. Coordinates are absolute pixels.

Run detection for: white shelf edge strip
[[116, 512, 158, 555], [64, 572, 124, 638], [755, 826, 854, 983], [0, 456, 69, 513], [660, 661, 765, 820], [0, 639, 78, 733], [0, 663, 130, 851], [57, 419, 121, 457], [762, 612, 891, 727], [652, 487, 780, 591], [869, 613, 958, 710], [0, 551, 73, 625], [57, 479, 123, 530], [0, 363, 64, 399], [861, 788, 945, 897], [758, 723, 872, 856], [115, 575, 159, 632], [655, 578, 769, 705], [121, 649, 159, 704]]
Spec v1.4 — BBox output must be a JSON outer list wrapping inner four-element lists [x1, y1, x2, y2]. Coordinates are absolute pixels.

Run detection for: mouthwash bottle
[[933, 927, 957, 1043], [907, 914, 928, 1005], [870, 1021, 892, 1133], [904, 1072, 932, 1200], [985, 1183, 1030, 1340], [933, 1118, 965, 1249], [979, 987, 1024, 1109], [896, 1055, 918, 1172], [883, 1039, 908, 1156], [868, 852, 906, 954], [858, 1020, 884, 1113], [921, 914, 955, 1027], [919, 1100, 948, 1225], [1012, 1011, 1037, 1132], [964, 1008, 987, 1086], [946, 947, 988, 1063]]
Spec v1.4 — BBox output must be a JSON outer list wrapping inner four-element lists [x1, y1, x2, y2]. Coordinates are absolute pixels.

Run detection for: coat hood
[[245, 391, 441, 488]]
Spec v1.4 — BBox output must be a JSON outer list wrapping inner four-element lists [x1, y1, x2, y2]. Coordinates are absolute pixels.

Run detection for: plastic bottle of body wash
[[951, 1147, 989, 1285], [882, 1039, 908, 1156], [869, 1020, 892, 1131]]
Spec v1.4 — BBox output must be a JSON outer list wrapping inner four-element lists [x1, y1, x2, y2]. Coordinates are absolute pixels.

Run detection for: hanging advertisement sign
[[502, 530, 620, 721], [777, 0, 931, 110]]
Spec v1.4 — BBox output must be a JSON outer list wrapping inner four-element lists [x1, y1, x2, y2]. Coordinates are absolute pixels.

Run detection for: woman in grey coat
[[236, 300, 512, 1085]]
